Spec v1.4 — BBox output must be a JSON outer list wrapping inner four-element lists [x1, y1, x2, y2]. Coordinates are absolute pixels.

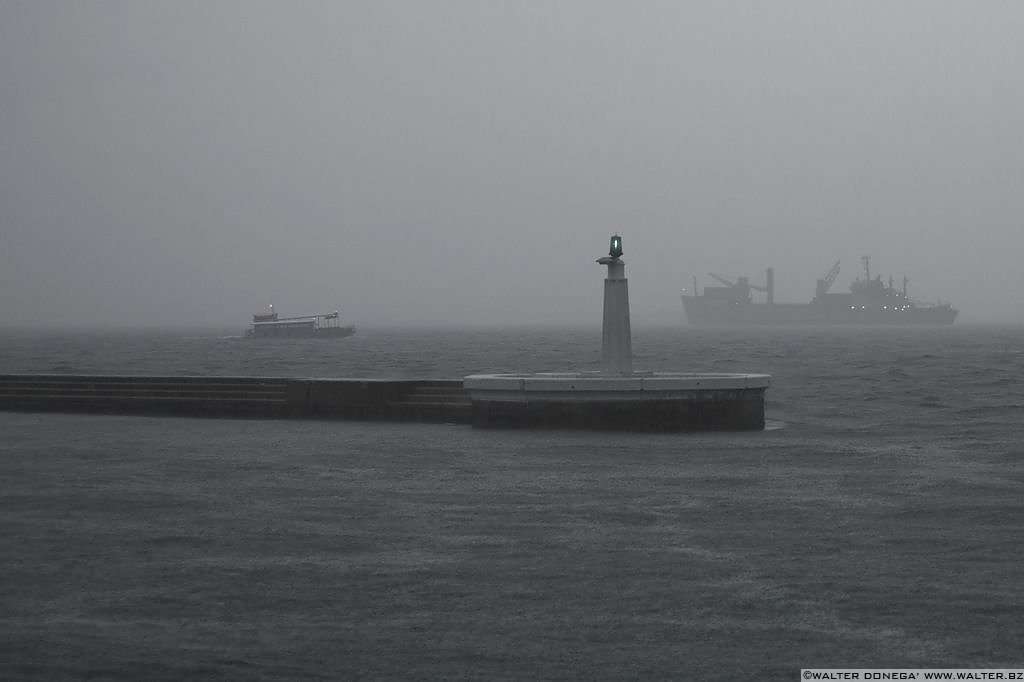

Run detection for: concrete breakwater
[[0, 373, 767, 431], [0, 375, 472, 424]]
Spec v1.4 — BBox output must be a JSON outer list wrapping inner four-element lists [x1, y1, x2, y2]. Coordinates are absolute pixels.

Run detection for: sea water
[[1, 325, 1022, 679]]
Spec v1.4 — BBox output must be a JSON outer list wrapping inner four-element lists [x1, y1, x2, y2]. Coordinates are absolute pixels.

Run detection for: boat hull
[[681, 296, 957, 326], [247, 325, 356, 339]]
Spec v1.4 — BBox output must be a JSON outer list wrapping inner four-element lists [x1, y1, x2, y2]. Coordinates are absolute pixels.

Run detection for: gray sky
[[2, 1, 1022, 328]]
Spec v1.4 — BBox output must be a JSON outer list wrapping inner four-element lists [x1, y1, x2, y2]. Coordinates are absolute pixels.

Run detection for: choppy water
[[1, 325, 1023, 679]]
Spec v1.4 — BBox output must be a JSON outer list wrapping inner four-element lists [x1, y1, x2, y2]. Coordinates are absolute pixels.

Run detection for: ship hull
[[681, 296, 957, 326], [247, 325, 356, 339]]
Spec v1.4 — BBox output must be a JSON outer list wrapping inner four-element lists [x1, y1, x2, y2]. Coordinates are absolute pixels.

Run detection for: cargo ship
[[245, 305, 356, 338], [681, 257, 958, 326]]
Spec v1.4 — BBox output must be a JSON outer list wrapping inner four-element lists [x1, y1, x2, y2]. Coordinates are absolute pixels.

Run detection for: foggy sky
[[2, 1, 1022, 328]]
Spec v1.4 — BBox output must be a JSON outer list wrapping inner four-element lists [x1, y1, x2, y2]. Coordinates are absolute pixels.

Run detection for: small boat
[[245, 305, 356, 339]]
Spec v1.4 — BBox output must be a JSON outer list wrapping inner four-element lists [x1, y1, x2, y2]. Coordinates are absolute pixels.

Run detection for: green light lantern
[[609, 234, 623, 259]]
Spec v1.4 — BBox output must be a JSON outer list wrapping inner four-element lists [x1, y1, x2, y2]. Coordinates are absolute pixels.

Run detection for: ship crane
[[814, 260, 841, 301], [820, 260, 841, 294], [708, 272, 737, 287], [708, 272, 768, 292]]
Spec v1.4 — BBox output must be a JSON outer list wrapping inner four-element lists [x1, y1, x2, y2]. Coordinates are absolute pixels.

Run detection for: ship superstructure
[[245, 305, 356, 338]]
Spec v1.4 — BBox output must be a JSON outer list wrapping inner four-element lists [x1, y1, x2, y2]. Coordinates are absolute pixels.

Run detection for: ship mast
[[861, 255, 871, 281]]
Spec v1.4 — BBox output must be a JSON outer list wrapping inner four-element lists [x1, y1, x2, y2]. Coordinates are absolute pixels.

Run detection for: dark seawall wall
[[0, 376, 766, 431], [0, 375, 471, 424]]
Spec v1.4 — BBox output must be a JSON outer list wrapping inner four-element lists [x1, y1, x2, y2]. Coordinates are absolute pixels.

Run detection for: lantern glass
[[609, 235, 623, 258]]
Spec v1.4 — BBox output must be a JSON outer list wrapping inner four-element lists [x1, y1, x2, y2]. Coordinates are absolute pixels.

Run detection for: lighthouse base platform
[[463, 372, 770, 432]]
